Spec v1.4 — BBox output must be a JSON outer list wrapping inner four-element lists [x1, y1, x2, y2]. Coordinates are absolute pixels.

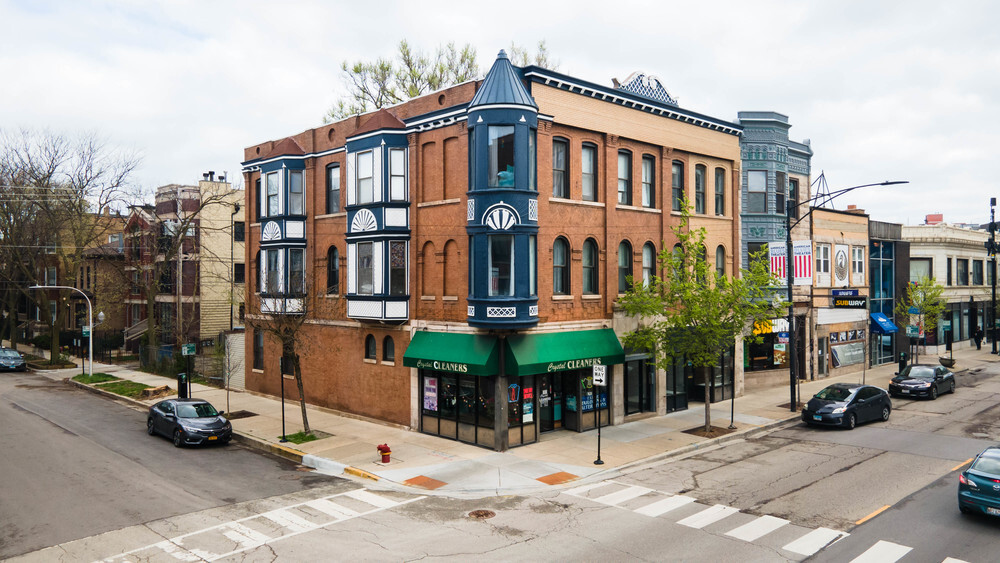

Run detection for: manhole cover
[[468, 510, 496, 519]]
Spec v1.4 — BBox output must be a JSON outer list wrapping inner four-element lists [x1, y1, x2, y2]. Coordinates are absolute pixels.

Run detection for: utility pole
[[988, 198, 997, 354]]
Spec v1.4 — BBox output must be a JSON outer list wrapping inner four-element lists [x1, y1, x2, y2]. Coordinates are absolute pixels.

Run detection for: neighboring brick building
[[242, 51, 744, 450]]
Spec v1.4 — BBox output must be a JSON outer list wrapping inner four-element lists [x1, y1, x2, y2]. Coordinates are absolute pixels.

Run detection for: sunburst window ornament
[[261, 221, 281, 241], [483, 204, 518, 230], [351, 208, 378, 232]]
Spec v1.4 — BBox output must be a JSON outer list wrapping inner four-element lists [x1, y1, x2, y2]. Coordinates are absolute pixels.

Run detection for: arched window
[[716, 245, 726, 278], [642, 243, 656, 287], [714, 167, 726, 216], [671, 161, 684, 211], [695, 164, 706, 214], [553, 237, 570, 295], [364, 334, 376, 360], [583, 238, 599, 294], [326, 247, 339, 294], [618, 241, 633, 294], [383, 336, 395, 361]]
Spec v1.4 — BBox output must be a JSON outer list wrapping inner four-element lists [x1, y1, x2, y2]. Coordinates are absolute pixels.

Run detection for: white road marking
[[261, 509, 316, 533], [153, 540, 201, 562], [592, 485, 652, 506], [305, 498, 359, 519], [725, 515, 789, 542], [563, 481, 610, 497], [221, 522, 271, 549], [942, 558, 971, 563], [633, 495, 697, 517], [783, 527, 849, 556], [344, 488, 400, 509], [849, 540, 912, 563], [676, 504, 739, 529]]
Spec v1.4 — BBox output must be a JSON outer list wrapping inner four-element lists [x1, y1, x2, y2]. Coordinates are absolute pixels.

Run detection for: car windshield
[[971, 453, 1000, 475], [899, 366, 935, 379], [176, 403, 219, 418], [814, 387, 854, 401], [1, 350, 19, 358]]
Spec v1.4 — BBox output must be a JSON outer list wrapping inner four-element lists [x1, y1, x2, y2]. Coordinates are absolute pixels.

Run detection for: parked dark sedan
[[0, 348, 27, 372], [959, 446, 1000, 517], [147, 398, 232, 447], [889, 364, 955, 399], [801, 383, 891, 429]]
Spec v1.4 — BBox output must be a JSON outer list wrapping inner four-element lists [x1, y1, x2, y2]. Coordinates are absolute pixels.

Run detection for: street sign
[[82, 325, 90, 337], [906, 325, 919, 337], [182, 343, 196, 356], [593, 364, 607, 386], [942, 320, 952, 330]]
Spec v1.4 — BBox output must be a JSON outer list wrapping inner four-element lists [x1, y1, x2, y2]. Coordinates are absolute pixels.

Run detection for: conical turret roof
[[469, 50, 537, 109]]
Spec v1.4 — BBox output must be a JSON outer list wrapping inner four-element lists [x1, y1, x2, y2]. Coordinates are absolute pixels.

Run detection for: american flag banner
[[769, 241, 813, 286]]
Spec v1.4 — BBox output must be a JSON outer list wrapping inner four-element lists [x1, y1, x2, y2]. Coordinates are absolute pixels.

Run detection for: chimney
[[203, 173, 210, 181], [208, 171, 215, 181], [219, 174, 226, 182]]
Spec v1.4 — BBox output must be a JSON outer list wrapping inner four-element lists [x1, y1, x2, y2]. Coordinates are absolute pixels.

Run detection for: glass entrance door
[[538, 374, 563, 432], [625, 358, 656, 414]]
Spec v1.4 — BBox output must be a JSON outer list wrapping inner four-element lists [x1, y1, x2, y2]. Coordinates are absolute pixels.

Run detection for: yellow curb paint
[[951, 458, 973, 472], [344, 467, 379, 481], [855, 505, 891, 526]]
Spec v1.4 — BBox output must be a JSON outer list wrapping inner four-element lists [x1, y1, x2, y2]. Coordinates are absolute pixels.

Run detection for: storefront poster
[[423, 377, 438, 411], [523, 401, 533, 423], [831, 342, 865, 367], [773, 343, 787, 365], [581, 392, 608, 412]]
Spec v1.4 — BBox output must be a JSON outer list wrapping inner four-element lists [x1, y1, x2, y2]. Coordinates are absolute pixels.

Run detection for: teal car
[[959, 447, 1000, 516]]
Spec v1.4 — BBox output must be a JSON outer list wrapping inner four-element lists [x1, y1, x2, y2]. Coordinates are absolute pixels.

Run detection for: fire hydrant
[[376, 443, 391, 463]]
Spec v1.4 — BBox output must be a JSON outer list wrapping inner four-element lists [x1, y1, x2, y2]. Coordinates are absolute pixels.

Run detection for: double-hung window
[[715, 168, 725, 216], [266, 172, 279, 216], [788, 178, 799, 219], [816, 244, 831, 275], [288, 170, 304, 215], [671, 161, 684, 211], [583, 239, 598, 294], [488, 126, 515, 187], [852, 247, 865, 277], [957, 258, 969, 285], [357, 242, 374, 295], [266, 250, 280, 293], [641, 155, 655, 208], [974, 260, 984, 285], [488, 235, 514, 296], [553, 237, 569, 294], [389, 148, 406, 201], [553, 139, 568, 198], [326, 164, 340, 214], [389, 241, 407, 295], [747, 170, 767, 213], [289, 249, 305, 294], [618, 241, 633, 293], [357, 151, 374, 204], [581, 144, 597, 201], [617, 151, 632, 205], [775, 172, 786, 214], [695, 165, 706, 214], [642, 243, 655, 287]]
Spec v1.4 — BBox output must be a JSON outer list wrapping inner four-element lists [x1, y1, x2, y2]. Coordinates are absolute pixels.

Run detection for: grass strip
[[281, 431, 318, 444], [73, 373, 120, 384], [95, 380, 151, 399]]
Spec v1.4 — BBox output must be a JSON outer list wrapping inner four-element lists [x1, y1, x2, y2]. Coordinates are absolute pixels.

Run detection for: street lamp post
[[989, 198, 997, 354], [29, 285, 96, 378], [782, 180, 908, 412]]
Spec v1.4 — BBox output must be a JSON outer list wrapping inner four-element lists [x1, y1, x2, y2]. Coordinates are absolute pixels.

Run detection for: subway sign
[[833, 296, 867, 308]]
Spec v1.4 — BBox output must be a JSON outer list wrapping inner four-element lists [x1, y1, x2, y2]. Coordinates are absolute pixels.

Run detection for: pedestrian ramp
[[97, 488, 424, 562], [562, 481, 971, 562]]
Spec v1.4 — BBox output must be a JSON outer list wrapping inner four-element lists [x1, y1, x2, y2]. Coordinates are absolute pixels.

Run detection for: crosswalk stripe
[[344, 489, 399, 509], [563, 482, 609, 497], [849, 540, 912, 563], [676, 504, 739, 529], [154, 540, 202, 562], [942, 558, 971, 563], [725, 515, 789, 542], [305, 498, 359, 519], [592, 485, 652, 506], [262, 509, 316, 533], [633, 495, 696, 517], [783, 527, 849, 556], [222, 522, 271, 549]]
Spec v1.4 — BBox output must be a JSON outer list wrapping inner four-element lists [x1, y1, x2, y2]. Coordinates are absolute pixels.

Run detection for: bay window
[[488, 235, 513, 296]]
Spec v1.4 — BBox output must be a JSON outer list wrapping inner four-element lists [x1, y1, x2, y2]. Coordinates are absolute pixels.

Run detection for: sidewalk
[[28, 345, 1000, 498]]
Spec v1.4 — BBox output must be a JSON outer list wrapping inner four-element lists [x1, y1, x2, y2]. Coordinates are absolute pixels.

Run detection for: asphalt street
[[0, 370, 342, 560]]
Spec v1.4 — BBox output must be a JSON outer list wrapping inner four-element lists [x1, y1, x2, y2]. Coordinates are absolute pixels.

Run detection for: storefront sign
[[547, 357, 603, 373], [777, 332, 789, 344], [832, 289, 859, 296], [508, 383, 520, 402], [415, 359, 469, 373], [831, 342, 865, 367], [423, 377, 438, 411], [833, 296, 867, 308], [580, 392, 608, 412]]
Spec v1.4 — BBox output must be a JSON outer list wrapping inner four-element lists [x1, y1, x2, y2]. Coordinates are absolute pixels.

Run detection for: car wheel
[[173, 429, 184, 447], [147, 418, 156, 436], [931, 386, 938, 400], [845, 413, 857, 430], [949, 379, 956, 394], [881, 405, 891, 422]]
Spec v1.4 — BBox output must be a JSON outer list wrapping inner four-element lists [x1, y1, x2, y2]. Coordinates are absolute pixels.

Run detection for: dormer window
[[288, 170, 304, 215], [357, 150, 374, 204], [488, 126, 515, 187]]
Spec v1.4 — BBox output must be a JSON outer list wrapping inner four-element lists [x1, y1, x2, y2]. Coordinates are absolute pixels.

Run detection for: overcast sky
[[3, 0, 996, 225]]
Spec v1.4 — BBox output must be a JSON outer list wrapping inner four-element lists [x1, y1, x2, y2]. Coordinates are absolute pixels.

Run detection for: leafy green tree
[[894, 276, 946, 362], [618, 203, 786, 432]]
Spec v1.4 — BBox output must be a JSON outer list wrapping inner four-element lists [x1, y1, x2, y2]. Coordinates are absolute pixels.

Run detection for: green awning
[[504, 329, 625, 376], [403, 331, 498, 376]]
